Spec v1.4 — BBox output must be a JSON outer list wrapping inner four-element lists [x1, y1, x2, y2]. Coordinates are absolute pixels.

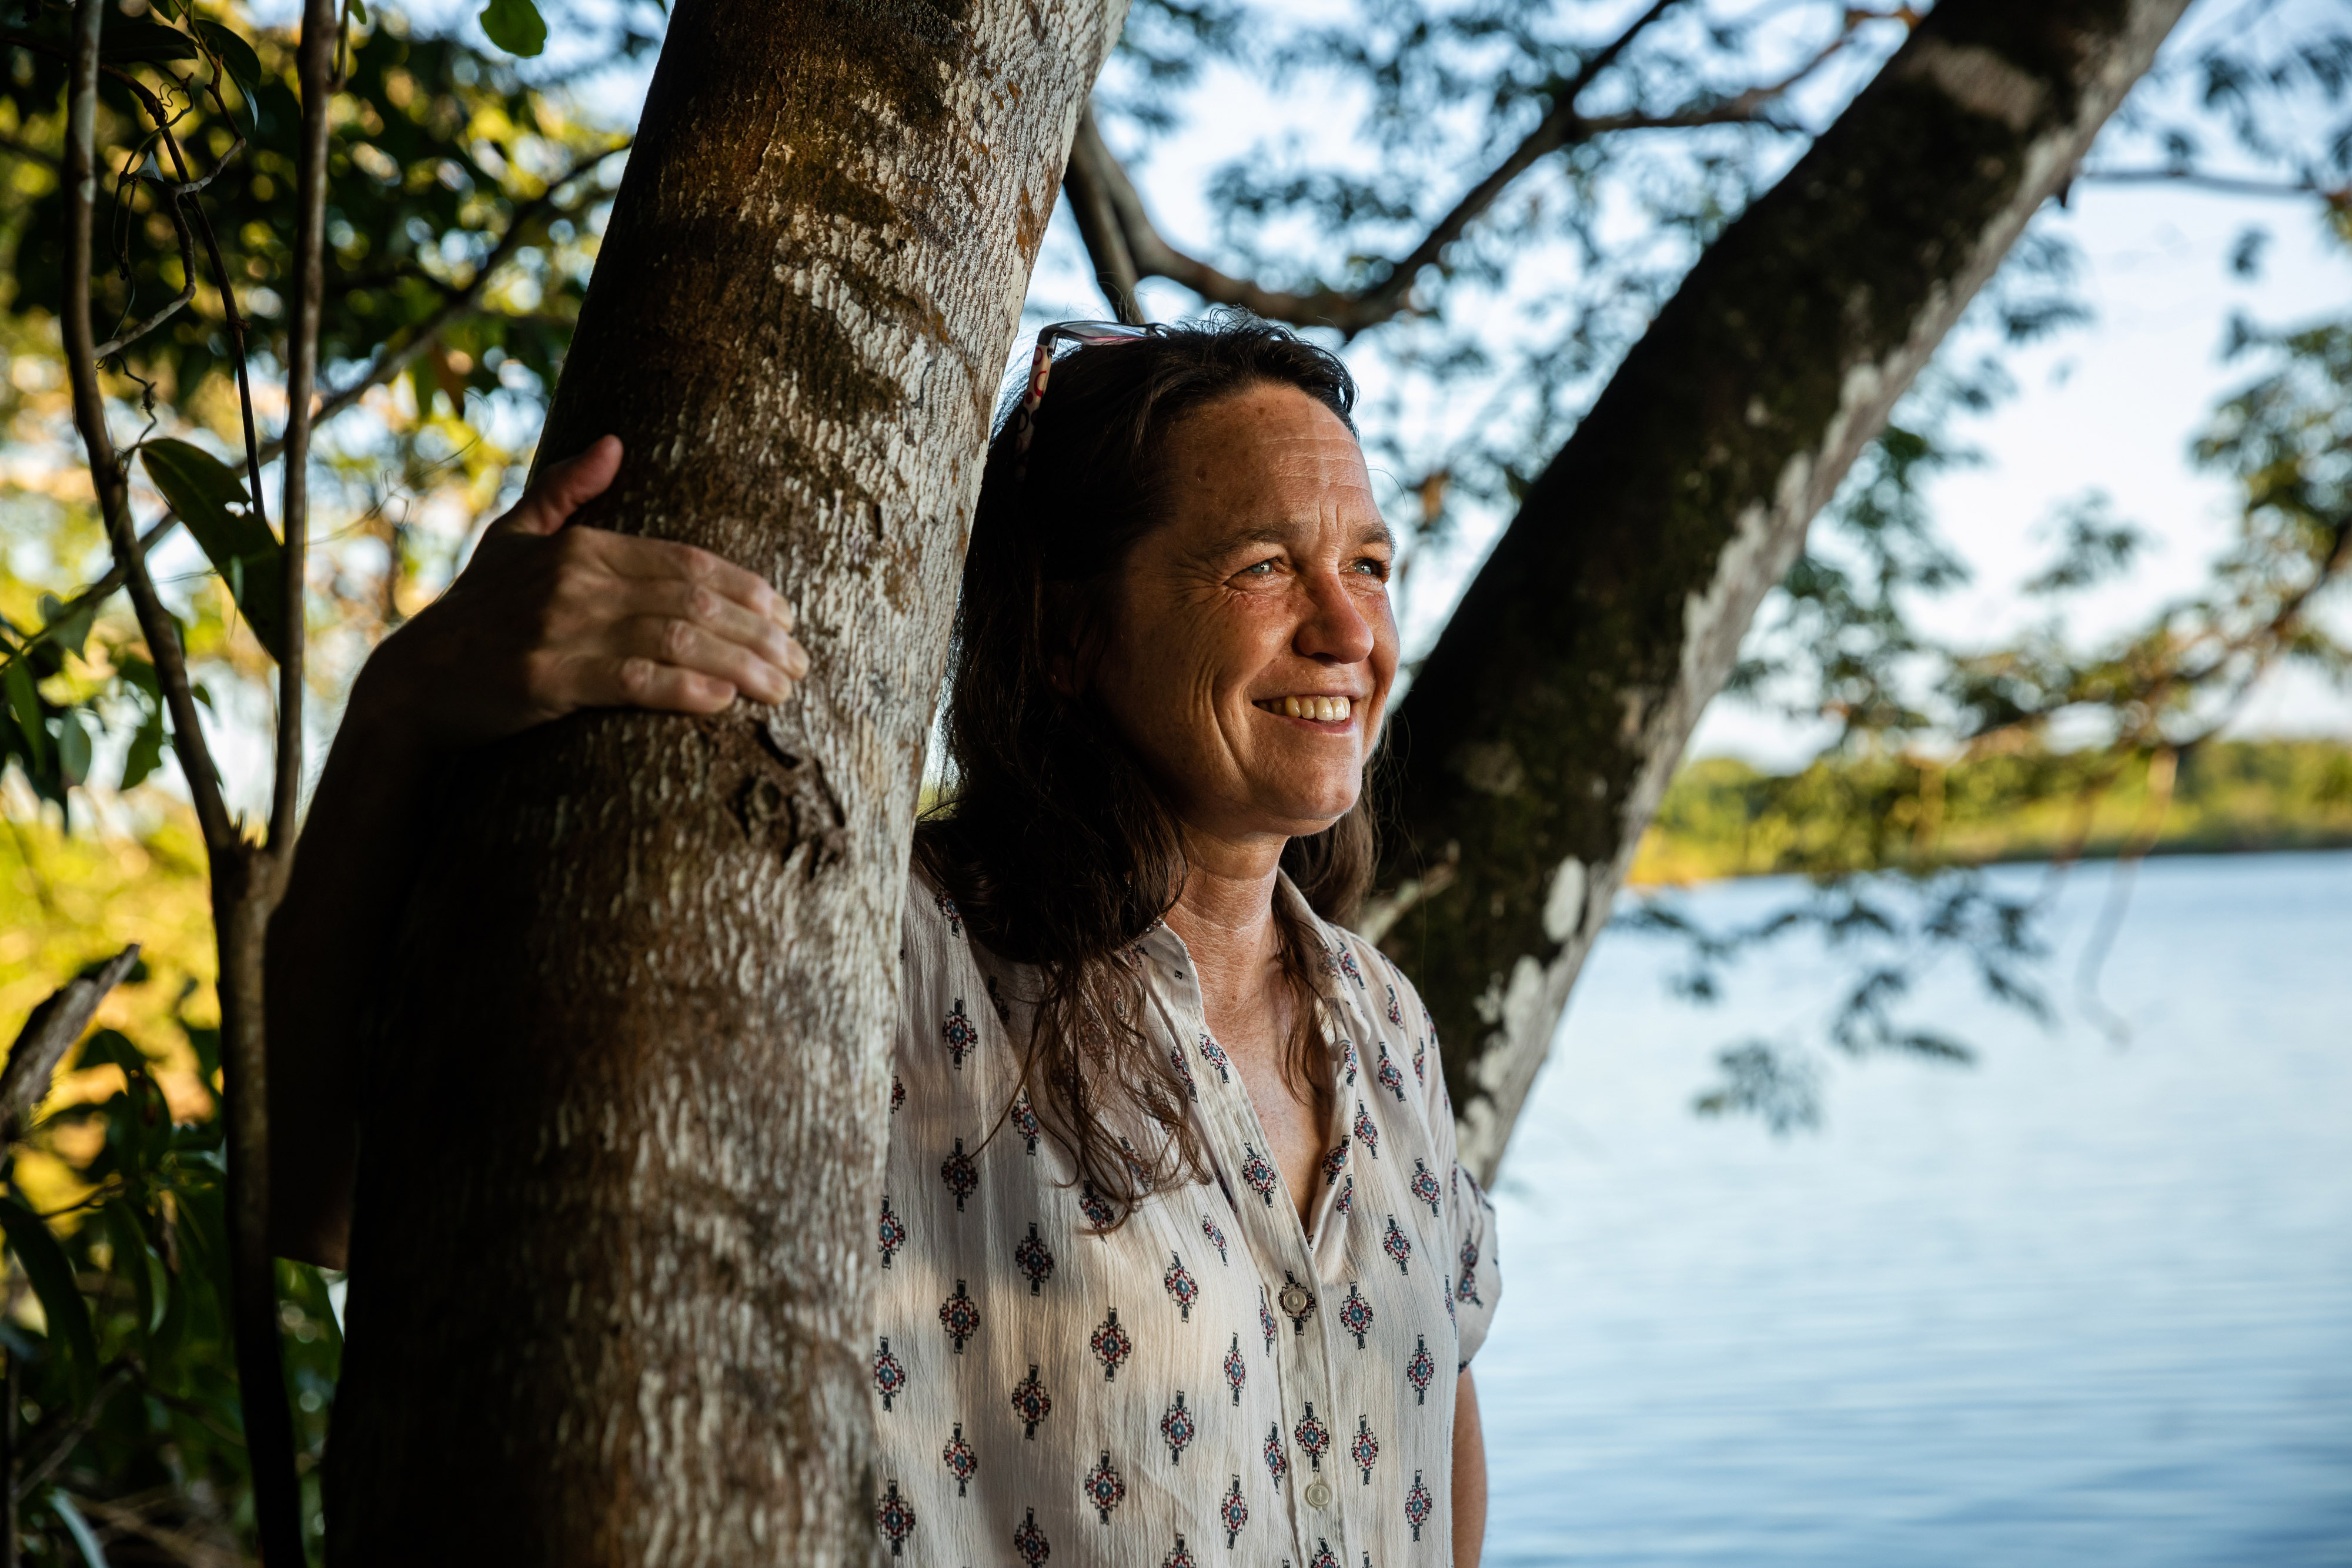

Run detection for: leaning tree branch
[[1376, 0, 2194, 1181], [1068, 6, 1902, 334], [8, 1363, 136, 1505], [1061, 112, 1144, 324]]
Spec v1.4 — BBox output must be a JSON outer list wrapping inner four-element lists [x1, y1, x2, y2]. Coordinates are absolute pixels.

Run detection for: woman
[[272, 314, 1498, 1565]]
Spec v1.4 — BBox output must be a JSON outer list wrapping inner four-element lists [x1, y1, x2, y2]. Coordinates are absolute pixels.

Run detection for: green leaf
[[102, 18, 201, 62], [103, 1200, 157, 1342], [479, 0, 546, 57], [175, 1179, 230, 1290], [347, 0, 369, 22], [191, 19, 263, 92], [4, 662, 47, 772], [139, 440, 288, 661], [35, 595, 93, 660], [55, 710, 91, 787], [121, 706, 164, 791], [0, 1198, 99, 1405]]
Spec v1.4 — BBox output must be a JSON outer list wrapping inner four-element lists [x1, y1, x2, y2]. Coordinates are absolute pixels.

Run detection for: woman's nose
[[1294, 570, 1378, 664]]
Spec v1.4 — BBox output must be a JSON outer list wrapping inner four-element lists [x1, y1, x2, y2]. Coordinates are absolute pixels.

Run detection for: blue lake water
[[1476, 850, 2352, 1567]]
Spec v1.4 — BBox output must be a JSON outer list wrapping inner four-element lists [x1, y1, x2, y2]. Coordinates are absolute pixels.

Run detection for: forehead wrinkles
[[1170, 450, 1380, 556], [1145, 386, 1378, 566]]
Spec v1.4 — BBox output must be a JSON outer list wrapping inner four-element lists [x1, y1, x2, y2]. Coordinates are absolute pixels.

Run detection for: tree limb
[[215, 8, 336, 1560], [273, 0, 337, 846], [59, 0, 235, 857], [1070, 6, 1899, 334], [1379, 0, 2195, 1180], [2075, 165, 2347, 202], [9, 1363, 136, 1504], [1061, 108, 1143, 325]]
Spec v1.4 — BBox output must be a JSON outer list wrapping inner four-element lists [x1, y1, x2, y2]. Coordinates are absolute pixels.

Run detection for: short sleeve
[[1448, 1160, 1501, 1367]]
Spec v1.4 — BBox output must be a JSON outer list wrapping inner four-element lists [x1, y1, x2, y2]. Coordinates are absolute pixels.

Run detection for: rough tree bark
[[325, 0, 1124, 1560], [1368, 0, 2193, 1181]]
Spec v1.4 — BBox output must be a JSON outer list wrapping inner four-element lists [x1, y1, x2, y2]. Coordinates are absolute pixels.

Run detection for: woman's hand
[[355, 434, 811, 750]]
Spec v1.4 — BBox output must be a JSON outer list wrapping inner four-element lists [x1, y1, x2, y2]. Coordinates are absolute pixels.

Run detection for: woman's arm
[[1453, 1367, 1486, 1567], [264, 437, 810, 1266]]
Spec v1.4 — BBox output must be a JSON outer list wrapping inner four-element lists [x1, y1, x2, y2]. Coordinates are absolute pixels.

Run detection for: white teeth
[[1265, 696, 1352, 721]]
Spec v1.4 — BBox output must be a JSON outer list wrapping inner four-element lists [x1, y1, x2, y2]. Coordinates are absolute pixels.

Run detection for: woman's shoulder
[[898, 861, 1025, 1022], [904, 857, 967, 945]]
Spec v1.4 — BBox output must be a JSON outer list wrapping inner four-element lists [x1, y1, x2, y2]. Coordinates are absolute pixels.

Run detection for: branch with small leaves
[[1064, 5, 1913, 334]]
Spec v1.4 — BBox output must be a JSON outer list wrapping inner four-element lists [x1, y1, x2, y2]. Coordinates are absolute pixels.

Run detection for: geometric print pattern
[[874, 869, 1501, 1565]]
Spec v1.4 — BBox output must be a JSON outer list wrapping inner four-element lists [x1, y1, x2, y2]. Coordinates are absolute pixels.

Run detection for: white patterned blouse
[[873, 868, 1502, 1567]]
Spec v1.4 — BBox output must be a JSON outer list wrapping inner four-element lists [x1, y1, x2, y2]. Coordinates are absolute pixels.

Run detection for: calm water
[[1476, 851, 2352, 1567]]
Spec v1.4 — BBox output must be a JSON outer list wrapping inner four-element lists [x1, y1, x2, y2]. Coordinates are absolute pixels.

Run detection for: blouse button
[[1303, 1478, 1333, 1509], [1277, 1282, 1314, 1319]]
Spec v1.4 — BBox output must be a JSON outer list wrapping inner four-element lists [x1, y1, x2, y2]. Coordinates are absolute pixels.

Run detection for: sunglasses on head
[[1005, 318, 1168, 474]]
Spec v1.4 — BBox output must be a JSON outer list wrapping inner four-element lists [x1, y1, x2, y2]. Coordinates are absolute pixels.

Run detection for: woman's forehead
[[1160, 389, 1378, 524]]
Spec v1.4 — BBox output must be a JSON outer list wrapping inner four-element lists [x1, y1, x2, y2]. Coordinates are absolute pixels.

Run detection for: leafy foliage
[[1, 808, 338, 1560], [0, 0, 632, 1554]]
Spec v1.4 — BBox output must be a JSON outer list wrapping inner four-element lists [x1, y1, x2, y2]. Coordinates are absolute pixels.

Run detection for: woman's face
[[1091, 382, 1398, 848]]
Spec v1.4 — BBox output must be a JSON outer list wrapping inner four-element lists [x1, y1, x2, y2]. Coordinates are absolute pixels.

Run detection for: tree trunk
[[325, 0, 1123, 1559], [1372, 0, 2192, 1182]]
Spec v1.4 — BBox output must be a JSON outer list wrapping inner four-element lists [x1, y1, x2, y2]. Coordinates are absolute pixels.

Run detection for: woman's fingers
[[544, 653, 743, 717], [580, 529, 794, 631], [521, 607, 803, 718], [581, 576, 808, 680], [607, 613, 801, 705]]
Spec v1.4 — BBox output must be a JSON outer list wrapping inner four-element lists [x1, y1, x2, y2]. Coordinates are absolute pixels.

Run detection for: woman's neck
[[1161, 833, 1286, 1022]]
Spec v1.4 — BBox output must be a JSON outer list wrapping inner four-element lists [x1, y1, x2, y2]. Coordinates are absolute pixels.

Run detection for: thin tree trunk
[[1371, 0, 2193, 1182], [325, 0, 1123, 1560]]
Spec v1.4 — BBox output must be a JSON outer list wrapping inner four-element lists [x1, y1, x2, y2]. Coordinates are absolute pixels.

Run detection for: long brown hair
[[914, 312, 1378, 1222]]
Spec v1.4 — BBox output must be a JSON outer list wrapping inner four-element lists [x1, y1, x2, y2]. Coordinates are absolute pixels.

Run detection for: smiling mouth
[[1256, 695, 1354, 723]]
